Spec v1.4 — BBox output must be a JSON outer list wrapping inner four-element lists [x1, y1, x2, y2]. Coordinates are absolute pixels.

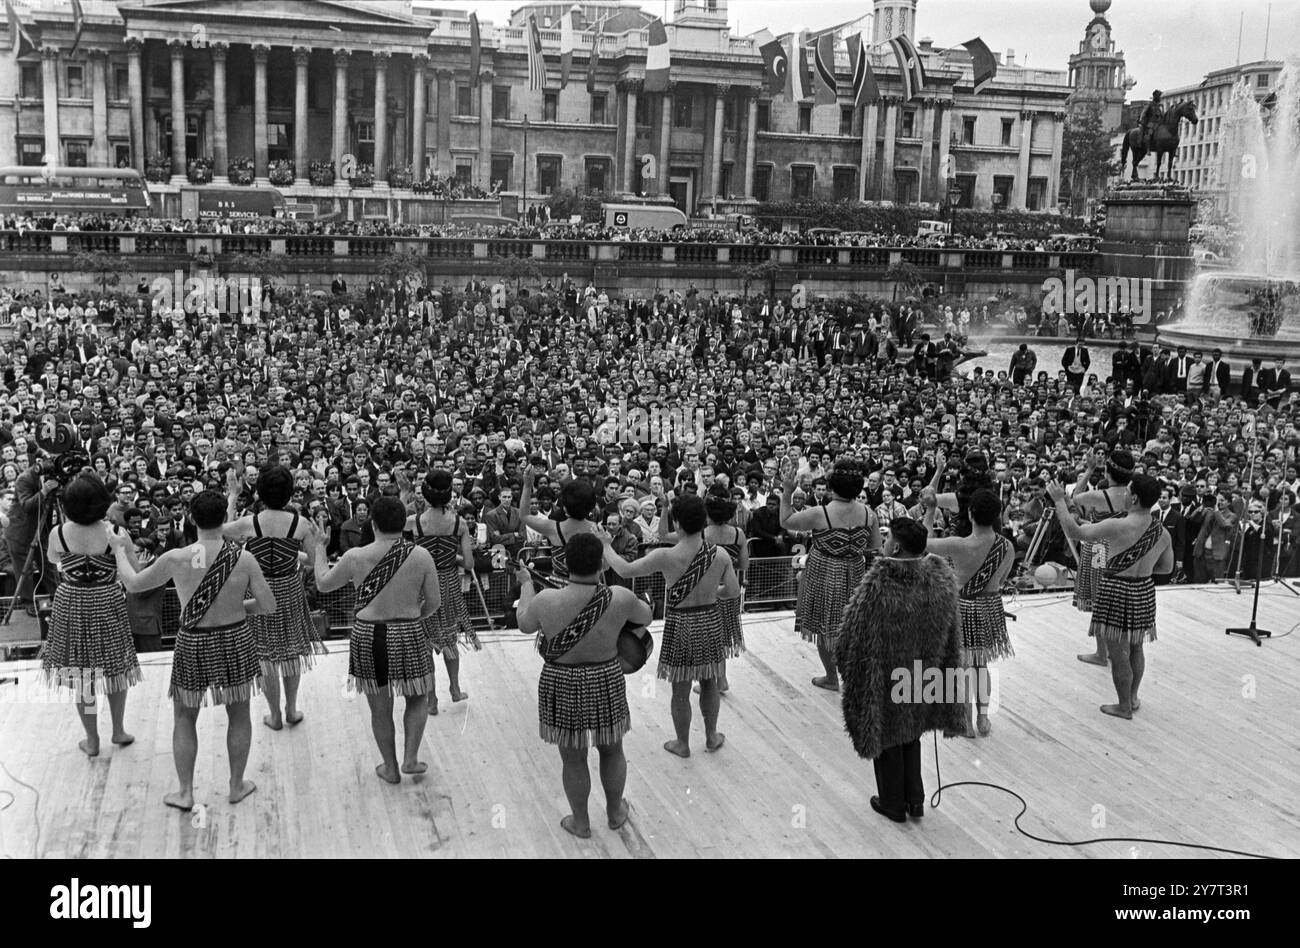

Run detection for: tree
[[738, 259, 780, 299], [884, 260, 923, 302], [1062, 103, 1119, 216], [491, 253, 544, 296], [71, 250, 130, 295], [378, 249, 426, 289]]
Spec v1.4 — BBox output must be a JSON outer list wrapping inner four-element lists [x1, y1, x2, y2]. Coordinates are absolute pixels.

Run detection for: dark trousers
[[873, 738, 923, 814]]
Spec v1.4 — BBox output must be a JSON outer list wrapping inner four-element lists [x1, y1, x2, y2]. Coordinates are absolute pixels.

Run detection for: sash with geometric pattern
[[1104, 514, 1164, 575], [667, 541, 716, 608], [178, 540, 241, 633], [540, 586, 613, 663], [355, 538, 415, 611], [960, 535, 1011, 598]]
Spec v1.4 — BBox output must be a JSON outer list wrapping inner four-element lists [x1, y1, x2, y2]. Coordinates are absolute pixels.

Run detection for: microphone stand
[[1226, 516, 1272, 645]]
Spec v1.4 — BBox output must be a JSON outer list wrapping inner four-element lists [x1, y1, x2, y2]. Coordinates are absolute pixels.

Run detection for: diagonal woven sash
[[667, 541, 716, 608], [960, 535, 1011, 598], [355, 539, 415, 612], [178, 541, 241, 633], [540, 586, 613, 663], [1105, 515, 1164, 575]]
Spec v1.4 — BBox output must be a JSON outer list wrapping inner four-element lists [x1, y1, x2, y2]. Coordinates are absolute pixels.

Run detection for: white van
[[604, 203, 688, 231], [917, 220, 951, 237]]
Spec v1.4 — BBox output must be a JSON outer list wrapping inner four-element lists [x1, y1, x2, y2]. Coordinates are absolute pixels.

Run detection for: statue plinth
[[1098, 183, 1197, 319]]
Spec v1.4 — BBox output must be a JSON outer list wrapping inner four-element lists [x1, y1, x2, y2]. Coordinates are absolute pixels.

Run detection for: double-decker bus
[[0, 166, 150, 214]]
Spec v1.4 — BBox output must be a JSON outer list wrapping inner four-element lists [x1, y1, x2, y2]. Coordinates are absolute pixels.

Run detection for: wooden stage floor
[[1, 585, 1297, 859]]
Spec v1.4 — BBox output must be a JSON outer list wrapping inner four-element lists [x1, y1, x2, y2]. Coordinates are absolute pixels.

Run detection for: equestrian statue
[[1121, 90, 1199, 181]]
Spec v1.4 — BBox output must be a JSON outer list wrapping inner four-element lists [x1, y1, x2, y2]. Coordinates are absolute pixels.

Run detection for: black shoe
[[907, 803, 924, 819], [870, 796, 907, 824]]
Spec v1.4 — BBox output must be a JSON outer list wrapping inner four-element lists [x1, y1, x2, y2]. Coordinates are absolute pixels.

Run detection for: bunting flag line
[[847, 32, 880, 107], [4, 0, 37, 59], [587, 15, 603, 95], [813, 32, 838, 105], [559, 5, 576, 89], [527, 13, 547, 91], [961, 37, 998, 94], [888, 33, 928, 102], [755, 28, 787, 95], [644, 18, 670, 93], [469, 12, 481, 87]]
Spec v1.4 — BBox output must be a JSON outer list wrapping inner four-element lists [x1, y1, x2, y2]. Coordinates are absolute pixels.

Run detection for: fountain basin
[[1162, 272, 1300, 363]]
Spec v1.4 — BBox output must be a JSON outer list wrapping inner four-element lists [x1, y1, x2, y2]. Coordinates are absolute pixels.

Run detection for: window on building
[[757, 101, 771, 132], [840, 107, 854, 137], [674, 95, 694, 128], [267, 123, 291, 163], [754, 164, 772, 202], [537, 155, 562, 194], [954, 173, 976, 208], [455, 160, 474, 184], [18, 138, 43, 166], [585, 157, 611, 192], [636, 94, 651, 126], [798, 105, 812, 134], [66, 64, 85, 98], [113, 65, 129, 100], [902, 109, 916, 138], [833, 167, 857, 201], [490, 154, 513, 191], [356, 120, 375, 165], [791, 165, 814, 199], [492, 86, 511, 120], [456, 85, 473, 116], [590, 93, 607, 125], [992, 174, 1014, 206], [64, 140, 89, 167], [151, 61, 168, 95], [894, 169, 917, 205], [113, 141, 131, 168], [1001, 117, 1014, 147], [1027, 176, 1047, 212], [543, 92, 558, 122], [719, 162, 733, 198], [962, 116, 976, 145], [724, 98, 736, 131], [1257, 74, 1270, 89], [20, 64, 40, 99]]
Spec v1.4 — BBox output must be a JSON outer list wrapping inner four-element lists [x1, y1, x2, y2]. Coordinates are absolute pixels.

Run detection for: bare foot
[[1131, 697, 1141, 711], [811, 676, 840, 692], [111, 732, 135, 747], [285, 709, 304, 726], [706, 732, 726, 752], [263, 714, 283, 731], [375, 764, 401, 784], [164, 790, 194, 811], [78, 738, 100, 758], [428, 697, 439, 716], [228, 780, 257, 804], [976, 714, 991, 737], [1077, 653, 1108, 666], [451, 689, 469, 703], [663, 739, 690, 759], [1100, 703, 1133, 720], [962, 721, 978, 739], [560, 815, 591, 839], [719, 676, 730, 694], [401, 760, 428, 775], [607, 798, 630, 830]]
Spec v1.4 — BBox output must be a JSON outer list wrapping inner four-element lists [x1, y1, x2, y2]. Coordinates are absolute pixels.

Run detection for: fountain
[[1161, 59, 1300, 362]]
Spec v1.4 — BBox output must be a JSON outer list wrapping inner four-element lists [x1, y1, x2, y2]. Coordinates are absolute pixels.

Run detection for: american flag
[[527, 13, 547, 91]]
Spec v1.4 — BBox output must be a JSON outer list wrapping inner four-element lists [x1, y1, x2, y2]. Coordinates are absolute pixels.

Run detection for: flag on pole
[[70, 0, 86, 56], [526, 13, 547, 91], [559, 5, 576, 89], [888, 34, 928, 101], [644, 18, 670, 93], [4, 0, 37, 58], [755, 29, 787, 95], [961, 37, 998, 94], [785, 32, 807, 100], [847, 33, 880, 107], [469, 12, 482, 87], [813, 32, 838, 105], [587, 16, 603, 95]]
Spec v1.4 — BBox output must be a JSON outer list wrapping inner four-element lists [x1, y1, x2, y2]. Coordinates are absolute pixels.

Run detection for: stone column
[[1047, 110, 1065, 211], [478, 68, 494, 190], [1016, 109, 1034, 209], [293, 46, 310, 182], [707, 84, 728, 200], [90, 49, 110, 167], [332, 48, 350, 175], [210, 42, 228, 181], [936, 97, 953, 194], [918, 97, 935, 202], [881, 97, 899, 202], [253, 44, 270, 182], [620, 79, 640, 192], [168, 39, 187, 182], [743, 90, 759, 198], [41, 47, 60, 166], [859, 100, 879, 200], [126, 37, 145, 171], [411, 53, 428, 181], [658, 84, 674, 196], [373, 51, 390, 184], [435, 68, 452, 174]]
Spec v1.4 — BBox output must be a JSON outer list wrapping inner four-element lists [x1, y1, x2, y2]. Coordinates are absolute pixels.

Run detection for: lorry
[[603, 202, 688, 231]]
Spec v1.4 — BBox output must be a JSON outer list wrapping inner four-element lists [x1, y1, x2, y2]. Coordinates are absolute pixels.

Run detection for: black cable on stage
[[928, 731, 1278, 859], [0, 760, 41, 859]]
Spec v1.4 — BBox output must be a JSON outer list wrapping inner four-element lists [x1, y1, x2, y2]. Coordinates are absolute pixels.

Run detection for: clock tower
[[1067, 0, 1129, 133]]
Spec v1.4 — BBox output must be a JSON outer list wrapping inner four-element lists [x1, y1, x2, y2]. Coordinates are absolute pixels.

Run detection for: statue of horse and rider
[[1121, 91, 1199, 181]]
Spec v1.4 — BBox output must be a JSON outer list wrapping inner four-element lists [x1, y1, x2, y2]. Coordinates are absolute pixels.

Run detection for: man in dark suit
[[1166, 345, 1192, 393], [1110, 341, 1136, 389], [484, 485, 525, 559], [1204, 348, 1232, 397], [331, 274, 347, 296], [1061, 338, 1090, 393], [1258, 357, 1292, 409], [1241, 358, 1264, 404], [1153, 486, 1185, 582]]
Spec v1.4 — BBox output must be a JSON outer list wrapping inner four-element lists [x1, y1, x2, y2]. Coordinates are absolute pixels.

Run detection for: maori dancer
[[603, 494, 739, 757], [41, 473, 142, 757], [1047, 474, 1173, 719], [309, 496, 442, 783], [1067, 448, 1136, 666], [406, 471, 479, 713], [922, 488, 1014, 737], [223, 465, 326, 730], [517, 532, 652, 838], [782, 458, 877, 692], [519, 469, 603, 583], [110, 490, 275, 809]]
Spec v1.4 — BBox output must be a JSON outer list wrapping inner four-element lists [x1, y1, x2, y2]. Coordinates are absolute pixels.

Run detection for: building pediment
[[119, 0, 430, 34]]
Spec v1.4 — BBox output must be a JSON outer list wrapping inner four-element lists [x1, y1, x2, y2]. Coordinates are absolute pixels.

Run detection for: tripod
[[1, 487, 59, 627]]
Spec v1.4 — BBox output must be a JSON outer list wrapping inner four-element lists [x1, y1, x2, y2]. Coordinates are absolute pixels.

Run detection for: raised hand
[[1045, 480, 1067, 504]]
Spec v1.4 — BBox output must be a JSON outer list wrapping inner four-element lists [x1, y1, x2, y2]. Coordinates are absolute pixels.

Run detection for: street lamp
[[521, 114, 529, 223]]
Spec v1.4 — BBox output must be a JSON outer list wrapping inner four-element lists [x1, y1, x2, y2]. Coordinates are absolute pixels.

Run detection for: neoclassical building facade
[[0, 0, 1072, 212]]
